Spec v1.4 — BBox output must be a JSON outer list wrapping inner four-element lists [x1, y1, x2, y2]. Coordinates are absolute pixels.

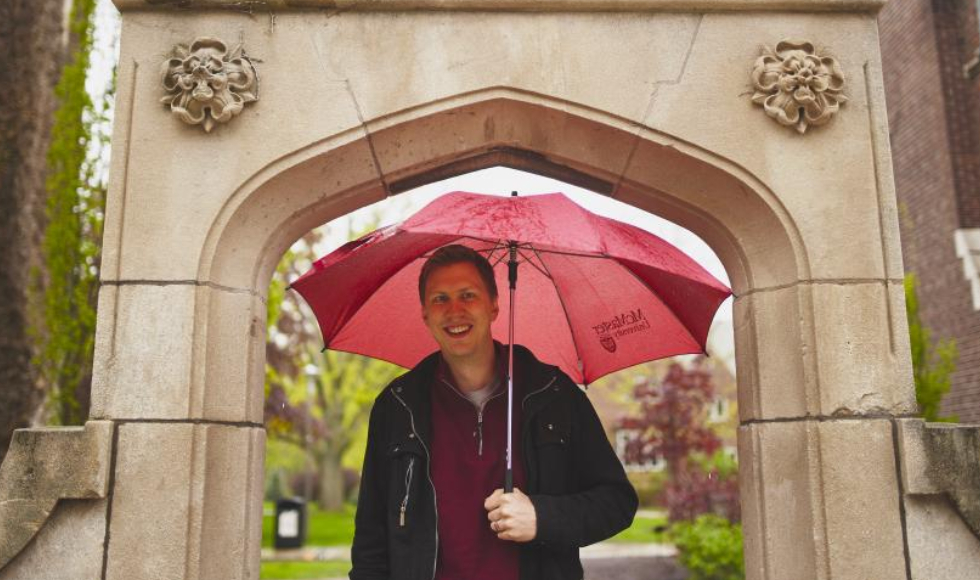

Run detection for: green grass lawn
[[610, 514, 670, 543], [263, 502, 666, 547], [261, 560, 350, 579], [263, 503, 357, 548], [260, 504, 667, 578]]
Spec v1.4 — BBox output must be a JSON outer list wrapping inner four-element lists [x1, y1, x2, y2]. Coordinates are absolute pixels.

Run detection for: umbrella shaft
[[506, 243, 517, 494]]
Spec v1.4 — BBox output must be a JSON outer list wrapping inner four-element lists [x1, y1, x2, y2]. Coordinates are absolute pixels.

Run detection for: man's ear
[[491, 297, 500, 321]]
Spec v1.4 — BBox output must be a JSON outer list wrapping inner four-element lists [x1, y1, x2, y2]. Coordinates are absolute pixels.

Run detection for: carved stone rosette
[[751, 40, 847, 134], [161, 37, 258, 133]]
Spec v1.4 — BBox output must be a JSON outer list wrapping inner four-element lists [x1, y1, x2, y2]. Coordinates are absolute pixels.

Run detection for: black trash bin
[[274, 497, 307, 549]]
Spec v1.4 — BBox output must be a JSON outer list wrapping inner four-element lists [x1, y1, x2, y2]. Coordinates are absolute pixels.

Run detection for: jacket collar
[[391, 343, 562, 422]]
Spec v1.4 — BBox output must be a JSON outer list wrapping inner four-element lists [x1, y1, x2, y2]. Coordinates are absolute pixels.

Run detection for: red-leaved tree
[[619, 359, 739, 522]]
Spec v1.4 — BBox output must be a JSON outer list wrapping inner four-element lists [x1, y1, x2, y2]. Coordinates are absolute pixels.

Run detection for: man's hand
[[484, 488, 537, 542]]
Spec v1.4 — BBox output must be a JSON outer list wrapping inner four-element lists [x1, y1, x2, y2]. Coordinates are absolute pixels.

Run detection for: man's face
[[421, 262, 499, 362]]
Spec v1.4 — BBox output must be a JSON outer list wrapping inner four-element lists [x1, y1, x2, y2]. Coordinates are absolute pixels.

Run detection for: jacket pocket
[[532, 417, 572, 495], [399, 456, 415, 527], [534, 418, 570, 447], [388, 440, 424, 529]]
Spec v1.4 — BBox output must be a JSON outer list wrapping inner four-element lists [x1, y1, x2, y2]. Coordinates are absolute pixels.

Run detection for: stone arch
[[195, 91, 814, 433], [201, 91, 806, 297], [182, 92, 821, 578]]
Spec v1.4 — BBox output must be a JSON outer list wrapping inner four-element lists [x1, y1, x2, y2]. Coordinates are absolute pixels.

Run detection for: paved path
[[265, 542, 687, 580], [584, 555, 687, 580], [264, 541, 677, 563]]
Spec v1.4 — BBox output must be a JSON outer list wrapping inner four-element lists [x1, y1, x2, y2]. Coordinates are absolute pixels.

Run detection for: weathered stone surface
[[739, 420, 818, 580], [320, 12, 700, 125], [616, 129, 801, 294], [905, 495, 980, 580], [0, 421, 113, 569], [739, 419, 906, 580], [111, 0, 890, 12], [203, 136, 385, 292], [897, 419, 980, 538], [816, 419, 906, 580], [646, 13, 905, 284], [0, 499, 108, 580], [91, 284, 197, 420], [733, 281, 915, 421], [809, 281, 916, 417], [733, 286, 809, 421], [91, 284, 267, 422], [200, 290, 267, 423], [368, 97, 634, 197], [104, 422, 264, 580], [101, 11, 368, 284]]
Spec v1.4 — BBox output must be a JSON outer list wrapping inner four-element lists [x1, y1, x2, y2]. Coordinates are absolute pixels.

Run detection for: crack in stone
[[307, 27, 389, 196], [612, 14, 704, 198]]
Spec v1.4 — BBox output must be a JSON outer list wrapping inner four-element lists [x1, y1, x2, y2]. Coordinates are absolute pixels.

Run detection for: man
[[350, 245, 637, 580]]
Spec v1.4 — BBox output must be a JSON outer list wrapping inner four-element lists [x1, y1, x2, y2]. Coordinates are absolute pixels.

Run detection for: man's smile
[[445, 324, 473, 337]]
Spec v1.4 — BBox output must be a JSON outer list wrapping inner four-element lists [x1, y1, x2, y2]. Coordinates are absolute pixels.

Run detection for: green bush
[[671, 515, 744, 580]]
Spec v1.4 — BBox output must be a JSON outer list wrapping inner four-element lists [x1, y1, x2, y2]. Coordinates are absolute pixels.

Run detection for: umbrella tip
[[511, 191, 518, 197]]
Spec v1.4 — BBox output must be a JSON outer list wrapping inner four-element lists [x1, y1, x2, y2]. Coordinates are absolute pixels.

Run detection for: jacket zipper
[[399, 456, 415, 527], [440, 378, 505, 457], [522, 375, 558, 410], [391, 389, 439, 580]]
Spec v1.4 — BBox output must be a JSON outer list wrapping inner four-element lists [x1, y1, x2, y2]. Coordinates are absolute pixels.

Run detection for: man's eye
[[461, 292, 476, 300], [432, 295, 448, 304]]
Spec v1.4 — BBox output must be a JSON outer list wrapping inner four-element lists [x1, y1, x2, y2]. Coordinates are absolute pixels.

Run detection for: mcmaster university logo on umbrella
[[592, 309, 651, 353]]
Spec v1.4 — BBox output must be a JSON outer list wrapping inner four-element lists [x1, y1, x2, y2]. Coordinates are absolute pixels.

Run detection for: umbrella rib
[[530, 246, 587, 383], [481, 241, 509, 266], [517, 247, 552, 280]]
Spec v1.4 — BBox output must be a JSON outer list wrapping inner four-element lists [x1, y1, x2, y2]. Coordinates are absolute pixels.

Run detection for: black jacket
[[349, 346, 638, 580]]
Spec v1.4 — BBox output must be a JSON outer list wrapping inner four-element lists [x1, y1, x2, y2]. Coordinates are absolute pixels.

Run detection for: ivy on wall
[[35, 0, 108, 426], [905, 273, 958, 423]]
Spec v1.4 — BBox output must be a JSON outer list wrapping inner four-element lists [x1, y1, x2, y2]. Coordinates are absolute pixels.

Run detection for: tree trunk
[[317, 447, 346, 511], [0, 0, 70, 463]]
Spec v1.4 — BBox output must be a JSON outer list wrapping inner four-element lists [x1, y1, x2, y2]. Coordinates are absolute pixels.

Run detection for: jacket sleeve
[[529, 386, 639, 548], [349, 393, 390, 580]]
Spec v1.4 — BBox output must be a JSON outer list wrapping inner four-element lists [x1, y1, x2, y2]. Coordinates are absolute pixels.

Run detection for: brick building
[[879, 0, 980, 422]]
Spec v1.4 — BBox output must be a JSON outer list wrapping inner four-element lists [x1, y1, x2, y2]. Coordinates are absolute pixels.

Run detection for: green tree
[[0, 0, 73, 463], [267, 346, 402, 509], [265, 225, 403, 510], [34, 0, 109, 426], [905, 273, 958, 422]]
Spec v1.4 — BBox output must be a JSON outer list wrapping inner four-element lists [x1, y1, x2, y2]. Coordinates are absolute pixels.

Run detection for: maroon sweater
[[430, 359, 526, 580]]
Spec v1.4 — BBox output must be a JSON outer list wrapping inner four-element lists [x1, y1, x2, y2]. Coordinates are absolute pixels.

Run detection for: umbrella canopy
[[291, 191, 731, 385]]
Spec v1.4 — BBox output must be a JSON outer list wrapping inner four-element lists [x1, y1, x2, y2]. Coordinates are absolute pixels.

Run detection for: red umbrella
[[291, 191, 731, 489]]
